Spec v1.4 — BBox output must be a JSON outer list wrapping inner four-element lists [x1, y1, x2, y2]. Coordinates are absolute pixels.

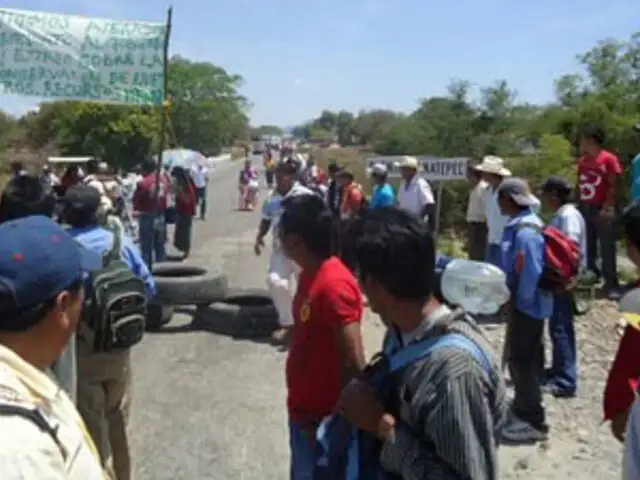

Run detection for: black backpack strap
[[0, 402, 67, 460]]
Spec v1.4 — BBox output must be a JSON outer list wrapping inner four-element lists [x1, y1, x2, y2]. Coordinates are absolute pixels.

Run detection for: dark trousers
[[507, 308, 547, 430], [547, 293, 577, 391], [579, 203, 618, 289], [196, 187, 207, 219], [467, 222, 488, 262], [338, 217, 358, 273], [265, 170, 274, 188]]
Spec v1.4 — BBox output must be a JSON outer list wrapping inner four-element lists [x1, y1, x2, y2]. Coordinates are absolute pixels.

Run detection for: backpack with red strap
[[517, 222, 581, 293]]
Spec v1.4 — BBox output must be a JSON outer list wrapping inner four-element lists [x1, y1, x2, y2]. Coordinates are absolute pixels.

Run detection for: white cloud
[[293, 78, 305, 87], [0, 95, 40, 116]]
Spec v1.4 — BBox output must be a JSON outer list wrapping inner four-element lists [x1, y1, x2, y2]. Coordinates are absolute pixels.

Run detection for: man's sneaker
[[501, 417, 548, 444], [541, 382, 576, 398]]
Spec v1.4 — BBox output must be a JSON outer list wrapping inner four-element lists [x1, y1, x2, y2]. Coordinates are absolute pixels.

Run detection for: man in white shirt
[[191, 164, 209, 220], [395, 156, 435, 224], [466, 164, 488, 261], [254, 161, 313, 343], [474, 156, 512, 267], [541, 176, 587, 398], [475, 156, 541, 268]]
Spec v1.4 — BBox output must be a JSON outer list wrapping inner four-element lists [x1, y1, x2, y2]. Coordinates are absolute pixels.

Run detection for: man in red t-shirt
[[133, 159, 170, 266], [576, 124, 623, 298], [277, 193, 365, 479]]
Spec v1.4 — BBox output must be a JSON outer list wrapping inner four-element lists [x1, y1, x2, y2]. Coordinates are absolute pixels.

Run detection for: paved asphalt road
[[131, 156, 292, 480]]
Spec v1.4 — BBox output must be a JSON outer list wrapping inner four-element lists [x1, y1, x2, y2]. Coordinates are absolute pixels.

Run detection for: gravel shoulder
[[130, 160, 626, 478]]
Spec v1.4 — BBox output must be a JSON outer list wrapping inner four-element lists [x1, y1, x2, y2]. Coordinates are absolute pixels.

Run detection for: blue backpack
[[314, 330, 491, 480]]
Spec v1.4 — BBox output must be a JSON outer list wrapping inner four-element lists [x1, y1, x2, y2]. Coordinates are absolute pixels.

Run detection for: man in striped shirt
[[339, 207, 508, 479]]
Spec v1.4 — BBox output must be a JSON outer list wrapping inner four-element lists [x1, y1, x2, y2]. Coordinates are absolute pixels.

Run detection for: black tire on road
[[145, 303, 174, 331], [204, 290, 279, 337], [152, 263, 229, 306]]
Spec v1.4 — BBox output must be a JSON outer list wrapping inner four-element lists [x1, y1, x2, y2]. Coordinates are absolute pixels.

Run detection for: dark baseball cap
[[336, 168, 354, 178], [328, 163, 343, 174], [497, 177, 535, 207], [541, 176, 572, 194], [0, 216, 101, 320], [63, 184, 101, 214]]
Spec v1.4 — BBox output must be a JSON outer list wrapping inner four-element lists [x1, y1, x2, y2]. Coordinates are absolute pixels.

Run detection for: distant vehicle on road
[[251, 136, 266, 155]]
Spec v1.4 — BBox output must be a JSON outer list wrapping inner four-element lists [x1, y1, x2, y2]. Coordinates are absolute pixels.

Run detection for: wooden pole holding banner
[[150, 6, 173, 269]]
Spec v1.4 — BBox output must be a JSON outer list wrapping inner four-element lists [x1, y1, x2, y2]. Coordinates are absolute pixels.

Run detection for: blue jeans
[[139, 212, 166, 267], [485, 243, 502, 268], [289, 420, 317, 480], [548, 293, 577, 391]]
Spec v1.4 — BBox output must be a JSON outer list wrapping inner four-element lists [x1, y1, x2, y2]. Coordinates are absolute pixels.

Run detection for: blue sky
[[0, 0, 638, 127]]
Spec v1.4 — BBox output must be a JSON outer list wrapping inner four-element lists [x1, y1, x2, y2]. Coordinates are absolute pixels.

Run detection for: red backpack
[[517, 223, 581, 293]]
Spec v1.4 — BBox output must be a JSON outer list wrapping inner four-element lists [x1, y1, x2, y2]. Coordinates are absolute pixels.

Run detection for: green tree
[[251, 125, 283, 137], [168, 55, 249, 155]]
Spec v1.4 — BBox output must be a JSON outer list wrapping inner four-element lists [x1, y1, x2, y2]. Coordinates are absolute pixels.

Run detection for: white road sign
[[365, 156, 468, 181]]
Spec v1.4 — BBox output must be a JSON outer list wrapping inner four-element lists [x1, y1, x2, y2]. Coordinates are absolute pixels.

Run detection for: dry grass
[[230, 146, 246, 160], [312, 146, 372, 189]]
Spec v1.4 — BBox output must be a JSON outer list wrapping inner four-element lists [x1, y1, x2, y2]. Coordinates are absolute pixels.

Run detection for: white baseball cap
[[367, 163, 388, 176]]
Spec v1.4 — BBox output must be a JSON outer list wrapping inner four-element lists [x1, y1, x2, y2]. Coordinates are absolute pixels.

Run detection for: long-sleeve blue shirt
[[500, 209, 553, 320], [67, 225, 156, 298]]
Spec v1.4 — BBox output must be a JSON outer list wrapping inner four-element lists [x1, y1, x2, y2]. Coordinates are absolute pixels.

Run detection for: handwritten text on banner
[[0, 8, 167, 105], [365, 156, 469, 181]]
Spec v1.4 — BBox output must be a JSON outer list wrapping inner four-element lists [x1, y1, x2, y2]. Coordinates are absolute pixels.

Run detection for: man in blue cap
[[0, 173, 78, 403], [0, 215, 106, 478]]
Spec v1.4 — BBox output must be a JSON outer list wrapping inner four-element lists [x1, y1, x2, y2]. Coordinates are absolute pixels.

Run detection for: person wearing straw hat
[[395, 156, 435, 223], [465, 164, 488, 261], [475, 156, 540, 267]]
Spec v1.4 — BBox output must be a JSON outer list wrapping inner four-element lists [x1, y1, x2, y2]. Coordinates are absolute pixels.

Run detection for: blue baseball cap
[[0, 216, 102, 320]]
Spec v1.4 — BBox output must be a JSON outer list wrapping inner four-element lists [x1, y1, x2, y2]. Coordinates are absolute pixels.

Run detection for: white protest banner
[[0, 8, 167, 105], [365, 156, 468, 181]]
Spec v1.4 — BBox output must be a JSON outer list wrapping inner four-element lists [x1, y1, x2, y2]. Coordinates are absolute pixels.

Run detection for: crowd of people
[[250, 124, 640, 478], [0, 156, 210, 478], [2, 124, 640, 478]]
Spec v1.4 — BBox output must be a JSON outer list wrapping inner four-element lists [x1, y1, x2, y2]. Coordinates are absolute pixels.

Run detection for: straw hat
[[474, 155, 511, 177], [394, 156, 420, 169]]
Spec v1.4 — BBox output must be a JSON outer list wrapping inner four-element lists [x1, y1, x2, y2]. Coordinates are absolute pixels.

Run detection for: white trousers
[[267, 249, 297, 327]]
